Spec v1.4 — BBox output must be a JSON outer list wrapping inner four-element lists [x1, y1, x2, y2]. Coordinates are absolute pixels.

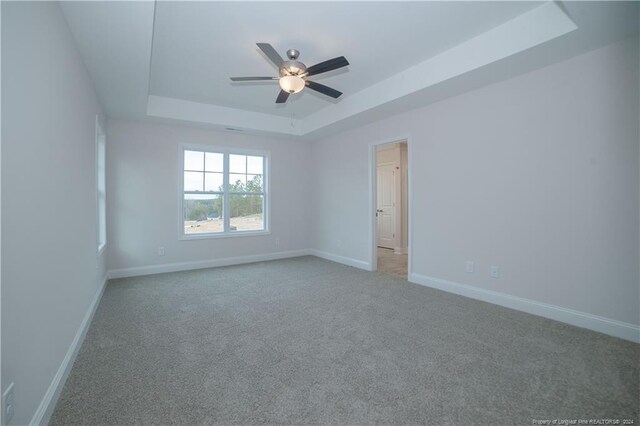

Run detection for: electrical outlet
[[3, 383, 15, 425], [465, 261, 474, 273], [274, 237, 280, 246], [158, 246, 165, 256], [491, 266, 499, 279]]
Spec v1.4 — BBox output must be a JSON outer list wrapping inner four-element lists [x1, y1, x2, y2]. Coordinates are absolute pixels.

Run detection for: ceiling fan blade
[[230, 76, 277, 81], [275, 90, 290, 104], [305, 80, 343, 99], [305, 56, 349, 77], [257, 43, 284, 68]]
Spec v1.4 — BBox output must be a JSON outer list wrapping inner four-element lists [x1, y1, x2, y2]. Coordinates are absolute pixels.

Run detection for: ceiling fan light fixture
[[230, 44, 349, 103], [279, 75, 305, 94]]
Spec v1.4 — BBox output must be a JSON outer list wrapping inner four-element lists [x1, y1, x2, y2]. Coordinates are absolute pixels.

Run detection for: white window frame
[[96, 116, 107, 254], [179, 144, 270, 240]]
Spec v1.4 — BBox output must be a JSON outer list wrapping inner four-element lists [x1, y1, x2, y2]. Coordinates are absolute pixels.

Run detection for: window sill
[[180, 230, 270, 241]]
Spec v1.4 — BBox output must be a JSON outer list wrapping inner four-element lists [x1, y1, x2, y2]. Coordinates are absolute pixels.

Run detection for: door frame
[[369, 136, 412, 278]]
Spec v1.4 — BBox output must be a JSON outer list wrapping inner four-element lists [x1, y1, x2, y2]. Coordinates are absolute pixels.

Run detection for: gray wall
[[107, 119, 312, 272], [310, 36, 640, 327], [1, 2, 107, 424]]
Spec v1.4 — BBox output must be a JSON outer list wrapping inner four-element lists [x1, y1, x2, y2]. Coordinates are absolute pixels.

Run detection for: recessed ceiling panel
[[148, 1, 539, 118]]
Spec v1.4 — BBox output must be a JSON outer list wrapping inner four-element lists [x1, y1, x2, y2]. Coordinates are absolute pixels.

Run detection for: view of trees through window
[[183, 150, 265, 235]]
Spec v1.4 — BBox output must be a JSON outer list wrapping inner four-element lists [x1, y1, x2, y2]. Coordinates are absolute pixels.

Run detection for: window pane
[[204, 172, 223, 192], [229, 154, 246, 174], [97, 130, 106, 249], [246, 174, 263, 192], [184, 194, 223, 234], [98, 193, 106, 246], [229, 173, 246, 191], [229, 194, 264, 232], [184, 171, 203, 191], [184, 150, 204, 171], [205, 152, 223, 172], [247, 156, 263, 174]]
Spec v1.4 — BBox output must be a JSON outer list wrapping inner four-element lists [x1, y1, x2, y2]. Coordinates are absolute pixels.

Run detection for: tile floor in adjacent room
[[377, 247, 408, 278]]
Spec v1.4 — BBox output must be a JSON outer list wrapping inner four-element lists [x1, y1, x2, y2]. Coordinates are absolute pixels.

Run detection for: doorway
[[373, 141, 408, 278]]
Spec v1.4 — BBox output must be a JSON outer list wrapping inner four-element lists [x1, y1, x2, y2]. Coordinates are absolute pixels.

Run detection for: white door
[[377, 163, 397, 248]]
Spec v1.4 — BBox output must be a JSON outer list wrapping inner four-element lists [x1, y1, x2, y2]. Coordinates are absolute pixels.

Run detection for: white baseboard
[[30, 275, 108, 425], [107, 249, 312, 279], [310, 249, 371, 271], [409, 273, 640, 344]]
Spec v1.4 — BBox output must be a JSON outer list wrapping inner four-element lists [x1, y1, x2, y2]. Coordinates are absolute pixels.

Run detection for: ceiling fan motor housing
[[280, 60, 306, 77]]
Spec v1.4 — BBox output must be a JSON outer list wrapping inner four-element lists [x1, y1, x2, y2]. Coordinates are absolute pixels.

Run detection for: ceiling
[[60, 1, 639, 139], [149, 2, 539, 118]]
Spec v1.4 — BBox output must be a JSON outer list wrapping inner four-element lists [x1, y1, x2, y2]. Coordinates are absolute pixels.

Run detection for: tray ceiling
[[60, 1, 639, 138]]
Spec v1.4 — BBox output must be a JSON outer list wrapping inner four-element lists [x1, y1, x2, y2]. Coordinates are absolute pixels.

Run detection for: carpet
[[50, 256, 639, 425]]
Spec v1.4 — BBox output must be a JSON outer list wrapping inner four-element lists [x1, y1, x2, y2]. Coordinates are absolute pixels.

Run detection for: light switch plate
[[491, 266, 499, 279], [465, 261, 474, 273]]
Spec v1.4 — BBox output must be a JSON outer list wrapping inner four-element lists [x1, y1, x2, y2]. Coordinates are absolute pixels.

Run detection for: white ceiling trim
[[146, 2, 576, 136], [147, 95, 303, 135], [301, 1, 577, 135]]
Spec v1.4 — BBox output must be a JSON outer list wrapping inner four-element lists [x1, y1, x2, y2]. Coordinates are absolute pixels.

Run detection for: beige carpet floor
[[50, 256, 639, 425]]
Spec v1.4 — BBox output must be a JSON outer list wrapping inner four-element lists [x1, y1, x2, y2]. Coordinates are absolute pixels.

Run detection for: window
[[181, 146, 268, 238], [96, 118, 106, 253]]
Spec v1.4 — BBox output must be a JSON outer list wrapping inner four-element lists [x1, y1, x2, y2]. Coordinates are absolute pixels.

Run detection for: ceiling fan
[[230, 43, 349, 104]]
